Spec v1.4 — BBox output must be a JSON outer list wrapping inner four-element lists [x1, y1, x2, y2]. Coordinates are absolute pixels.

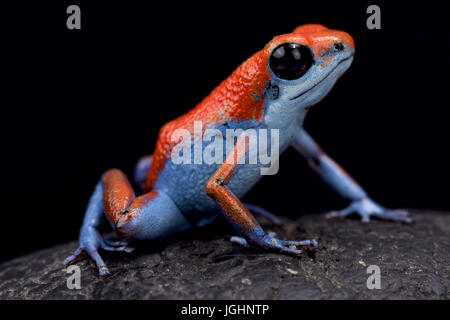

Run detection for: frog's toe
[[104, 239, 130, 247], [101, 243, 135, 253], [231, 233, 318, 254], [230, 236, 250, 247], [370, 209, 413, 224], [103, 239, 135, 252], [63, 247, 84, 266], [279, 239, 318, 248], [63, 246, 112, 277], [86, 247, 111, 277], [261, 235, 305, 256], [325, 207, 354, 220]]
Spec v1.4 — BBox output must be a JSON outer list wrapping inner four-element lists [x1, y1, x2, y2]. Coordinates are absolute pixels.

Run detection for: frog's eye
[[269, 43, 314, 80]]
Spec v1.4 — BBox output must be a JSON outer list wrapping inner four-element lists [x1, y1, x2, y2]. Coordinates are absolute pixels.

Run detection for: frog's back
[[143, 50, 272, 219]]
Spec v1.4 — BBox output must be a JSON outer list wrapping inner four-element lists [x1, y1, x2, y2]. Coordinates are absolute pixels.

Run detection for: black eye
[[269, 43, 314, 80]]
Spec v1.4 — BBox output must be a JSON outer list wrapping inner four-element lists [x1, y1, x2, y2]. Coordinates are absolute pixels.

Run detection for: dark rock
[[0, 210, 449, 299]]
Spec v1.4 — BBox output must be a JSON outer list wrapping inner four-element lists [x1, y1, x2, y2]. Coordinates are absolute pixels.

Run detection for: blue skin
[[64, 37, 411, 276]]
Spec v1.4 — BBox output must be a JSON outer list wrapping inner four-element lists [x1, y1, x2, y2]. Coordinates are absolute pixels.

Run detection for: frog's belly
[[153, 159, 264, 226], [151, 118, 295, 226], [153, 138, 288, 226]]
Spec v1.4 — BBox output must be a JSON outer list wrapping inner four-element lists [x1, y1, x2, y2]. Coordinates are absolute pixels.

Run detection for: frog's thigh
[[125, 189, 191, 241], [134, 154, 153, 190]]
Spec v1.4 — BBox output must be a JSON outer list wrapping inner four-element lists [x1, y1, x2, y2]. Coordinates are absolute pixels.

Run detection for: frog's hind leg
[[63, 168, 190, 276], [63, 173, 136, 277], [117, 187, 191, 242], [244, 203, 282, 225], [134, 154, 153, 190]]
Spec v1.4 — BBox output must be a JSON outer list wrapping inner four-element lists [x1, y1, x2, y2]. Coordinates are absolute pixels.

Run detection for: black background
[[2, 0, 449, 262]]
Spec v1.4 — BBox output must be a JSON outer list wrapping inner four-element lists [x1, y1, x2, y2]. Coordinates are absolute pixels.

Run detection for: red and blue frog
[[64, 24, 412, 276]]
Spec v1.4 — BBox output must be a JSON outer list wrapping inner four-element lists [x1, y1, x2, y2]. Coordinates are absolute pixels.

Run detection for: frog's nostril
[[334, 42, 345, 52]]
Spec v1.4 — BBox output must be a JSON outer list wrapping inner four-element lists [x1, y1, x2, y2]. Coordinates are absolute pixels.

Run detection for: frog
[[64, 24, 412, 276]]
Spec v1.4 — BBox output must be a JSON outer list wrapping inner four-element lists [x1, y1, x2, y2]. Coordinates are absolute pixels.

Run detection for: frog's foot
[[231, 232, 318, 255], [63, 242, 135, 277], [244, 203, 282, 225], [231, 231, 280, 247], [326, 198, 413, 224], [63, 229, 134, 277]]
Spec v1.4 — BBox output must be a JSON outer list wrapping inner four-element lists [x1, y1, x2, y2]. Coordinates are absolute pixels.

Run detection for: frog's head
[[264, 24, 354, 108]]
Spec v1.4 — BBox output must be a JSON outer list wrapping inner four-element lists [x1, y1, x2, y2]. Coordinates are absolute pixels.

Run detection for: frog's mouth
[[289, 55, 354, 101]]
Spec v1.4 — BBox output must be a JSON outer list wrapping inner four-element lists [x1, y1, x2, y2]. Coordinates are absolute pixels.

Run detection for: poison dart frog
[[64, 24, 412, 276]]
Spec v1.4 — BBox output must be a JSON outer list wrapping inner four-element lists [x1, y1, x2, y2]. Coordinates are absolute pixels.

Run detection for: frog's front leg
[[206, 135, 317, 255], [291, 128, 412, 223]]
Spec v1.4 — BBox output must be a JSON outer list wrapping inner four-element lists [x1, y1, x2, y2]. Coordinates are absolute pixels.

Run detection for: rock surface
[[0, 210, 449, 299]]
